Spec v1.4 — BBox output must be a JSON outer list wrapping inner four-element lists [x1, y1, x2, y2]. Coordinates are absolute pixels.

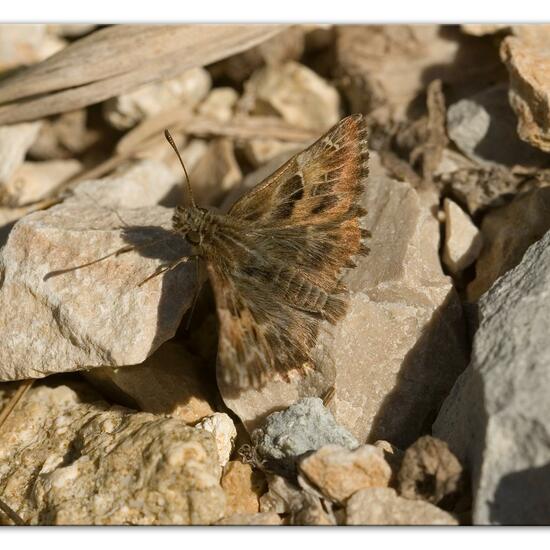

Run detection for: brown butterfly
[[167, 114, 370, 389]]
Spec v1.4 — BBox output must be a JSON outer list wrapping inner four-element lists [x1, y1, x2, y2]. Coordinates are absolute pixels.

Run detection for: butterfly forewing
[[207, 114, 369, 389]]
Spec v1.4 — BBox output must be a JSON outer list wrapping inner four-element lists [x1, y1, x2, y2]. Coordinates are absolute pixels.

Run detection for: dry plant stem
[[0, 379, 34, 433], [0, 497, 25, 525]]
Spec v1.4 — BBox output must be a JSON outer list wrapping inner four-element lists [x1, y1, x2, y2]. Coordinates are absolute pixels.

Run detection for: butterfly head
[[172, 205, 211, 247]]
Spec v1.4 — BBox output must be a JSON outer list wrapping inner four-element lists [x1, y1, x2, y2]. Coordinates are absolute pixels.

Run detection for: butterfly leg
[[138, 254, 198, 287]]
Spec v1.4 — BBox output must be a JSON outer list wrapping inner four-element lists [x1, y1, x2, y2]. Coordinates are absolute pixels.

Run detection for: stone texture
[[103, 67, 211, 129], [195, 413, 237, 468], [221, 461, 266, 516], [461, 25, 511, 36], [85, 341, 215, 425], [197, 87, 238, 123], [467, 187, 550, 301], [346, 488, 458, 525], [447, 84, 548, 168], [298, 444, 392, 504], [219, 153, 468, 447], [216, 512, 281, 525], [251, 398, 359, 476], [0, 122, 42, 191], [0, 383, 225, 525], [442, 198, 483, 275], [0, 160, 196, 381], [434, 229, 550, 525], [501, 29, 550, 152], [397, 436, 462, 505]]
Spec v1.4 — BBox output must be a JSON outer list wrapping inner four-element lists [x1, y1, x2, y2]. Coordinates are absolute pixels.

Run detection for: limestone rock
[[346, 488, 458, 525], [216, 512, 281, 525], [0, 383, 225, 525], [103, 67, 212, 129], [298, 444, 392, 504], [221, 461, 266, 516], [197, 87, 238, 123], [442, 198, 483, 275], [447, 84, 548, 169], [0, 160, 196, 381], [434, 229, 550, 525], [85, 341, 215, 425], [397, 436, 462, 505], [195, 413, 237, 468], [467, 187, 550, 301], [243, 61, 340, 130], [501, 29, 550, 152], [0, 122, 42, 191], [251, 398, 359, 476]]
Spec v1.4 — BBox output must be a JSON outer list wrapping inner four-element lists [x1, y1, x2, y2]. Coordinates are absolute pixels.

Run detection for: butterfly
[[168, 114, 370, 390]]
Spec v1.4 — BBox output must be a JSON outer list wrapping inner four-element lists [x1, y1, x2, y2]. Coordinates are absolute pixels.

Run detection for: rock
[[195, 413, 237, 468], [103, 67, 212, 130], [442, 198, 483, 275], [501, 30, 550, 152], [0, 383, 225, 525], [461, 24, 511, 36], [0, 160, 196, 381], [467, 187, 550, 301], [197, 87, 238, 123], [46, 24, 96, 38], [221, 461, 266, 516], [3, 159, 82, 206], [373, 440, 405, 479], [289, 492, 336, 525], [346, 488, 458, 525], [219, 153, 468, 447], [216, 512, 281, 525], [242, 138, 303, 168], [447, 85, 549, 169], [84, 341, 215, 425], [259, 474, 300, 514], [433, 229, 550, 525], [250, 397, 359, 476], [397, 435, 462, 505], [0, 122, 42, 191], [298, 444, 392, 504], [0, 24, 65, 72], [242, 61, 340, 130]]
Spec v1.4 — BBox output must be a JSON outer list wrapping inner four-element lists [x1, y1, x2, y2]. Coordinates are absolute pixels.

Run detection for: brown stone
[[221, 461, 266, 516], [216, 512, 281, 525]]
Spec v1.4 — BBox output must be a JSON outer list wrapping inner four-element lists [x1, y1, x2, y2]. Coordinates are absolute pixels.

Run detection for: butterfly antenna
[[164, 129, 196, 208]]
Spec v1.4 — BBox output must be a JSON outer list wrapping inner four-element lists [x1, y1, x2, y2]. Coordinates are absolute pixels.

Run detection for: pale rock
[[434, 229, 550, 525], [197, 87, 238, 123], [221, 460, 265, 516], [397, 435, 462, 505], [346, 488, 458, 525], [447, 85, 548, 169], [195, 413, 237, 468], [260, 475, 300, 514], [0, 24, 65, 71], [243, 61, 340, 130], [442, 198, 483, 275], [219, 153, 468, 447], [3, 159, 82, 206], [0, 159, 196, 381], [0, 383, 225, 525], [251, 398, 359, 476], [501, 28, 550, 152], [85, 341, 215, 425], [0, 122, 42, 189], [298, 444, 392, 504], [467, 187, 550, 301], [47, 24, 96, 38], [242, 138, 303, 168], [461, 24, 511, 36], [216, 512, 281, 525], [103, 67, 212, 130]]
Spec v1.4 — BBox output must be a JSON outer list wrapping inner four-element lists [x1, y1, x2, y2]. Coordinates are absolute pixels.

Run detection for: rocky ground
[[0, 24, 549, 525]]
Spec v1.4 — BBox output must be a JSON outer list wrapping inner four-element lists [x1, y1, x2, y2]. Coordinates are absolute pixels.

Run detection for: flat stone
[[467, 186, 550, 301], [0, 382, 225, 525], [216, 512, 281, 525], [195, 413, 237, 468], [434, 229, 550, 525], [298, 444, 392, 504], [0, 159, 196, 381], [442, 198, 483, 275], [397, 435, 462, 505], [251, 397, 359, 476], [346, 488, 458, 525], [221, 460, 266, 516]]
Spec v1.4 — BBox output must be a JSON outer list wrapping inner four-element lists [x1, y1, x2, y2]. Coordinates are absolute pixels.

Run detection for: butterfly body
[[171, 114, 370, 390]]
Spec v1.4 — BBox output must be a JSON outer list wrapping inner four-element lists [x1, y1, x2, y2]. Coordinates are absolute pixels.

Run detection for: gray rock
[[251, 397, 358, 476], [433, 229, 550, 525]]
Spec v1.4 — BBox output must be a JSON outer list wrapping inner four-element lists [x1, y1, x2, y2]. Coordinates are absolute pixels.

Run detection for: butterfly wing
[[210, 114, 369, 389]]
